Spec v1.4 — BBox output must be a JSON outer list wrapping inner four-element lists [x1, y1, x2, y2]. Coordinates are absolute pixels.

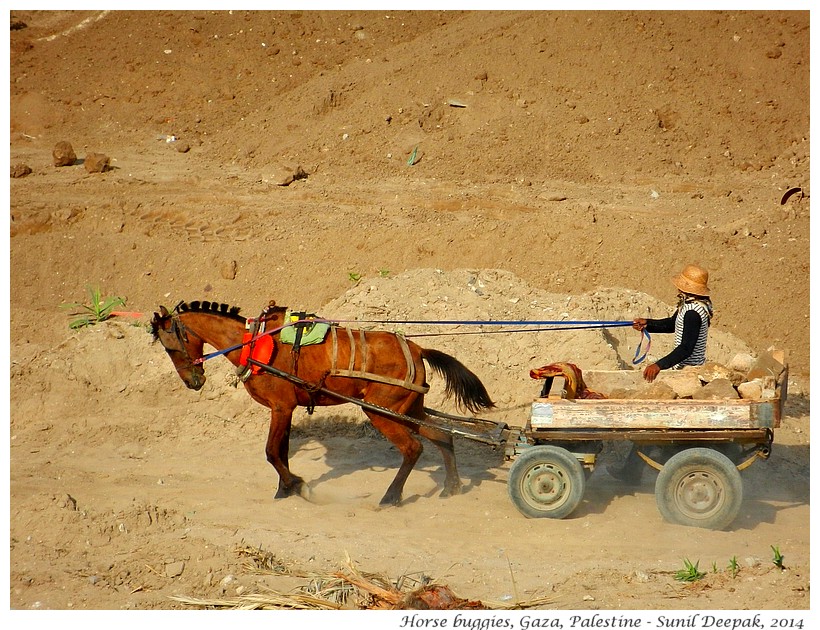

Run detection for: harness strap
[[291, 311, 307, 352], [328, 326, 429, 394], [331, 324, 339, 372], [360, 329, 368, 372], [346, 327, 356, 372], [397, 334, 416, 390]]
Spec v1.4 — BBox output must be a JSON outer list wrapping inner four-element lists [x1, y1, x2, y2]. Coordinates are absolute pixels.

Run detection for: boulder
[[11, 163, 32, 178], [737, 375, 778, 400], [728, 352, 756, 373], [746, 353, 786, 381], [631, 382, 677, 400], [220, 260, 237, 280], [760, 375, 777, 399], [692, 378, 739, 400], [84, 152, 110, 173], [656, 369, 702, 398], [737, 379, 763, 400], [52, 141, 76, 167], [271, 164, 308, 186], [696, 361, 734, 383]]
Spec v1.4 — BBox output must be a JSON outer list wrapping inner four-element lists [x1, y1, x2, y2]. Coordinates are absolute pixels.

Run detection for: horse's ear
[[159, 305, 170, 317]]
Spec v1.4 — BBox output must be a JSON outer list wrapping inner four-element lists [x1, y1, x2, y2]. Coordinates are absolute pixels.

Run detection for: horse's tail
[[421, 348, 495, 414]]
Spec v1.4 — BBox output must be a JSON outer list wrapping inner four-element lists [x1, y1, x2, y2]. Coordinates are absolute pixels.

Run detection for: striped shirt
[[673, 301, 710, 367], [645, 299, 711, 370]]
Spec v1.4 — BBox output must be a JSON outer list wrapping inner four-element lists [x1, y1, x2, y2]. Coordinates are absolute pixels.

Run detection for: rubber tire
[[507, 445, 586, 519], [655, 447, 743, 530]]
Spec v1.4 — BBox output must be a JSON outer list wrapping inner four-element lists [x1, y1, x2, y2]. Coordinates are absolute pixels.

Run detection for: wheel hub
[[523, 463, 569, 507], [675, 471, 724, 517]]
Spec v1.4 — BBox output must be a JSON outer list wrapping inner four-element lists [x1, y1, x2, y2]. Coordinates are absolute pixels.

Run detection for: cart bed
[[530, 364, 787, 431]]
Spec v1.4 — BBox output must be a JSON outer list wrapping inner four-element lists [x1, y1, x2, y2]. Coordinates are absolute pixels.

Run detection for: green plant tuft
[[674, 558, 706, 582], [727, 556, 740, 578], [61, 285, 126, 329], [771, 545, 785, 570]]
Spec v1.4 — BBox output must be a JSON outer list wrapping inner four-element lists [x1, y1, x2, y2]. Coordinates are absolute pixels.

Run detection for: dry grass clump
[[170, 547, 552, 610]]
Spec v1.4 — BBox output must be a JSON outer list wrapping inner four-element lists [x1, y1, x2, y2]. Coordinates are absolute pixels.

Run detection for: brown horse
[[150, 300, 494, 506]]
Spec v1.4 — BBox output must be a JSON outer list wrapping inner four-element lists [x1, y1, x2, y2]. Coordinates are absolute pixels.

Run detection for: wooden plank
[[524, 427, 772, 443], [531, 398, 777, 429]]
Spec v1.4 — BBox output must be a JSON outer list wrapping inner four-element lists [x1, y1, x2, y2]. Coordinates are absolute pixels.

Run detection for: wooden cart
[[506, 356, 788, 530]]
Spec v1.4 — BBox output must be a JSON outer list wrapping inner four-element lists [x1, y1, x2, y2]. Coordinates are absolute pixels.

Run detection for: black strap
[[292, 311, 307, 350]]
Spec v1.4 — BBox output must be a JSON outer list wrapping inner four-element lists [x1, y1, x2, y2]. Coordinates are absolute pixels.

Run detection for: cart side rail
[[530, 396, 780, 430]]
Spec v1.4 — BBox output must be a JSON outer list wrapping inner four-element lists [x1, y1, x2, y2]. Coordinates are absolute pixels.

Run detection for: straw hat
[[672, 264, 710, 296]]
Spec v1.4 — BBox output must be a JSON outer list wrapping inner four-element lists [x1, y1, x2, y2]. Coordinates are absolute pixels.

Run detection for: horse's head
[[150, 305, 206, 390]]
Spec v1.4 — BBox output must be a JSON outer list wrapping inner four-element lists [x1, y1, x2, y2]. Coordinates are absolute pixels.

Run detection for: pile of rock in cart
[[594, 349, 787, 401]]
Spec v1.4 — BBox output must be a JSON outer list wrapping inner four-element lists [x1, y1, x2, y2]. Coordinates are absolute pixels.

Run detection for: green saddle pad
[[280, 311, 330, 346]]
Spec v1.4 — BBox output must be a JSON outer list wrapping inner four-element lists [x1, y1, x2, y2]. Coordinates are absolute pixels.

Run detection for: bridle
[[158, 312, 205, 373]]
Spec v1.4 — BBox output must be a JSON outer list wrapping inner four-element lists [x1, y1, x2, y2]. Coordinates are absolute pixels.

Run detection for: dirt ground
[[8, 10, 811, 616]]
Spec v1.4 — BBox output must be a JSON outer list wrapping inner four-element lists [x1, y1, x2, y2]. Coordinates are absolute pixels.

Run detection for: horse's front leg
[[364, 411, 423, 506], [264, 404, 307, 499]]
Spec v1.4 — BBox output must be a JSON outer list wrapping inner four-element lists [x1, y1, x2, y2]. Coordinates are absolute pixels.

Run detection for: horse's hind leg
[[364, 411, 423, 506], [407, 396, 461, 497], [418, 424, 461, 497], [403, 395, 462, 497]]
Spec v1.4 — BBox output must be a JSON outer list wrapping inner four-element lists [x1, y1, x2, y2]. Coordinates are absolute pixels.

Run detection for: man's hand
[[643, 363, 661, 382], [632, 317, 647, 331]]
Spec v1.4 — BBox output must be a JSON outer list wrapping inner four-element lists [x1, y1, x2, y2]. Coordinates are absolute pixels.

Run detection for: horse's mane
[[150, 300, 288, 340], [175, 300, 290, 322], [176, 300, 245, 322]]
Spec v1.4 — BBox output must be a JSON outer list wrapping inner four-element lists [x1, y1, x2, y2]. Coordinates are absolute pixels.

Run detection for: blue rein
[[632, 329, 651, 365], [194, 318, 646, 365]]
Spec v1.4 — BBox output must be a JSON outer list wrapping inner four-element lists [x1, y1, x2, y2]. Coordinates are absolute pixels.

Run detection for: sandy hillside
[[8, 10, 810, 615]]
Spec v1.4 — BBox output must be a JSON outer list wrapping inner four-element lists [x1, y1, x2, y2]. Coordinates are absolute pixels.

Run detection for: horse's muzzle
[[183, 371, 206, 390]]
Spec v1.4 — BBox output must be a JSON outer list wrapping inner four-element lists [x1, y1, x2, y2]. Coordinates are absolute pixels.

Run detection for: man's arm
[[645, 316, 675, 334], [654, 310, 702, 370]]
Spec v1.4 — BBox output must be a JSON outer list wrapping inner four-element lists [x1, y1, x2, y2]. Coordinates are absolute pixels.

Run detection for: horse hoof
[[440, 485, 462, 498], [274, 483, 302, 499], [298, 483, 314, 502]]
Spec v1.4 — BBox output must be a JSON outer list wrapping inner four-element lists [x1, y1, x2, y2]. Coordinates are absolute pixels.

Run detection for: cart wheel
[[655, 447, 743, 530], [507, 446, 586, 519]]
